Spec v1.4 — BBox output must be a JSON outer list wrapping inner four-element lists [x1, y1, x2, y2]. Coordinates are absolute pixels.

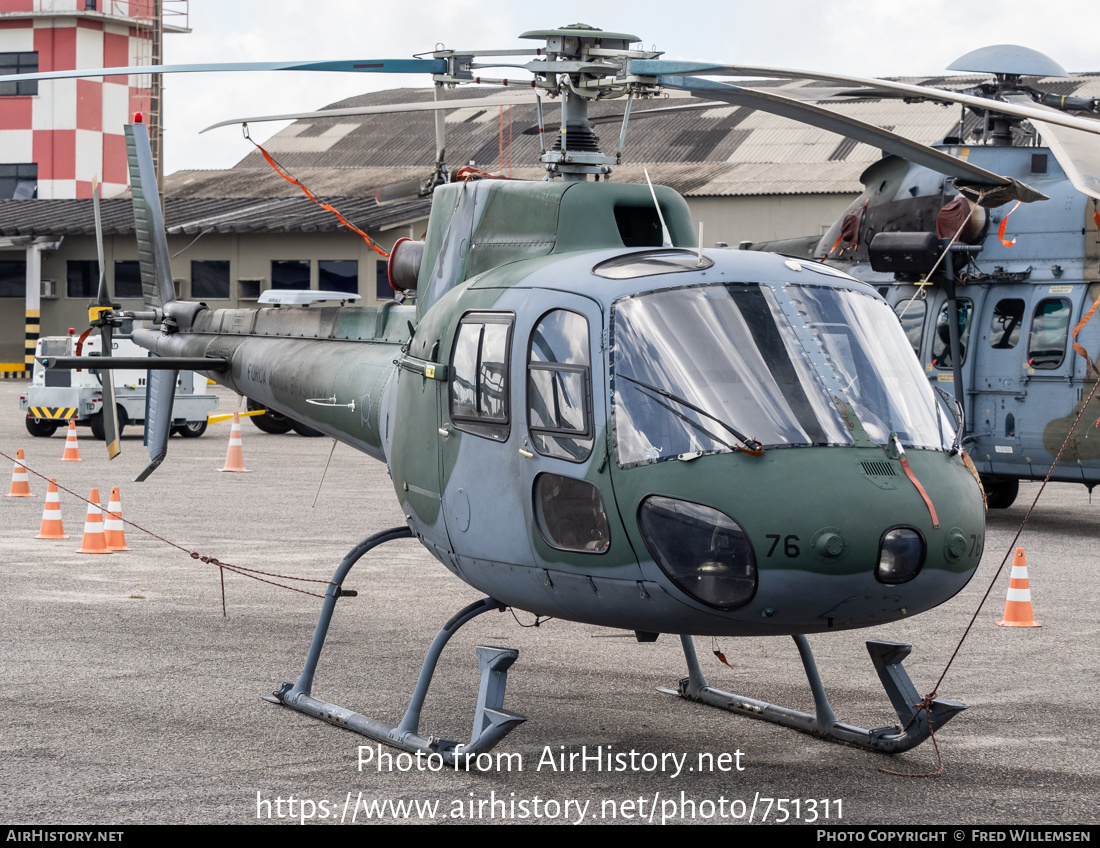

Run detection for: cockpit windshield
[[610, 282, 952, 467]]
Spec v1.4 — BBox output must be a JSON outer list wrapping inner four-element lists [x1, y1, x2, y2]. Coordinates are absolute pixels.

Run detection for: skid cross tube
[[268, 527, 526, 764], [673, 634, 966, 754]]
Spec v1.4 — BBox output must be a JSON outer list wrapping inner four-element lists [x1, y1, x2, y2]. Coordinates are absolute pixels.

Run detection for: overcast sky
[[158, 0, 1099, 174]]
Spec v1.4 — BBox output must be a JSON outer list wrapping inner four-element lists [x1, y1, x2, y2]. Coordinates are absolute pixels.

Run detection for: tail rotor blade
[[92, 176, 120, 461], [99, 325, 120, 461]]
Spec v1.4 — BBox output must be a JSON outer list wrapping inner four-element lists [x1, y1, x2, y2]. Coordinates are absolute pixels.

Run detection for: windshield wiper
[[618, 374, 764, 456]]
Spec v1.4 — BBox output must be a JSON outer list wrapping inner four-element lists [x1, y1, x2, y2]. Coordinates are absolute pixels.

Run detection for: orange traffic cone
[[35, 479, 68, 539], [6, 448, 33, 497], [102, 486, 130, 552], [219, 411, 249, 472], [997, 548, 1040, 627], [61, 420, 82, 461], [76, 488, 111, 554]]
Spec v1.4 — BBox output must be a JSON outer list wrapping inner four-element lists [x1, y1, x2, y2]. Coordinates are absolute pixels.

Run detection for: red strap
[[900, 455, 939, 529], [251, 140, 389, 258], [998, 200, 1022, 247], [1071, 287, 1100, 378]]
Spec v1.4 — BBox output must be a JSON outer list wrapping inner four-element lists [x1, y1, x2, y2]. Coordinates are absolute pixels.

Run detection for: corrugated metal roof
[[216, 73, 1098, 198]]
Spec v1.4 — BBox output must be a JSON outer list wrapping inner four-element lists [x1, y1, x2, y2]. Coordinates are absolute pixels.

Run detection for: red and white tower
[[0, 0, 188, 199]]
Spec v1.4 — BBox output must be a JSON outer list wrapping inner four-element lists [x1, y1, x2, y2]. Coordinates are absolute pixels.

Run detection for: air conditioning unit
[[40, 279, 57, 299]]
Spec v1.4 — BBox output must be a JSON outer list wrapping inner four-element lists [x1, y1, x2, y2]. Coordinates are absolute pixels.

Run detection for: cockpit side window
[[527, 309, 593, 461], [989, 298, 1025, 350], [449, 312, 513, 441], [893, 298, 926, 357], [1027, 298, 1071, 370], [931, 299, 973, 370]]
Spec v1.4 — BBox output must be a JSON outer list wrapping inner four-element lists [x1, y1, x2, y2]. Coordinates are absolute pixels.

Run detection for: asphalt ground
[[1, 380, 1098, 826]]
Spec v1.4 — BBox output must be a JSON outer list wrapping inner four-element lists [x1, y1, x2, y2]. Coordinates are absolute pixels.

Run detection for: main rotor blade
[[658, 75, 1021, 191], [635, 60, 1100, 140], [1003, 92, 1100, 201], [0, 58, 445, 87], [201, 92, 538, 132]]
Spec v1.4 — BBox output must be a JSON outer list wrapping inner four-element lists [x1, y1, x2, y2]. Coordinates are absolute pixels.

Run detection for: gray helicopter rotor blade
[[636, 60, 1100, 140], [200, 92, 539, 133], [92, 176, 120, 461], [0, 58, 445, 88], [1003, 92, 1100, 202], [659, 75, 1030, 194]]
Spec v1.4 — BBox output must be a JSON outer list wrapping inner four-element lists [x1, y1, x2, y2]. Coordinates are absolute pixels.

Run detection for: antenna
[[644, 168, 672, 247]]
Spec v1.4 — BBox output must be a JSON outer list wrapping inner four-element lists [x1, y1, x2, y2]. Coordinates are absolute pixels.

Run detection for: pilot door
[[439, 291, 639, 602]]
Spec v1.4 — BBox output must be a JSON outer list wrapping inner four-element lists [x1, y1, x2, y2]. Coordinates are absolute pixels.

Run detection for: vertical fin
[[125, 122, 175, 310], [134, 368, 178, 482], [125, 122, 176, 481]]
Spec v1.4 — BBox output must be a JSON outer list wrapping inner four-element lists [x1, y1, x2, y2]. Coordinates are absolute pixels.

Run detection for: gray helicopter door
[[925, 288, 984, 432], [439, 303, 529, 571], [1017, 285, 1089, 473], [971, 292, 1030, 475], [512, 294, 644, 620]]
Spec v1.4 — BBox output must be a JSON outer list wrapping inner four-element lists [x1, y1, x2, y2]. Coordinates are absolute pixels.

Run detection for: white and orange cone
[[35, 479, 68, 539], [219, 411, 249, 472], [102, 486, 130, 552], [6, 448, 33, 497], [76, 487, 111, 555], [61, 420, 82, 461], [997, 548, 1040, 627]]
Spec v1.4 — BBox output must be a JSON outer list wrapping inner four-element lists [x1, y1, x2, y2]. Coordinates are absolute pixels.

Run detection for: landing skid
[[664, 634, 965, 754], [265, 527, 526, 764]]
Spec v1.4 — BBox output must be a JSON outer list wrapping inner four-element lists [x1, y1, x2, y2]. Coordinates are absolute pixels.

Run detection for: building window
[[67, 261, 99, 299], [192, 260, 230, 299], [0, 53, 38, 96], [271, 260, 309, 290], [114, 261, 142, 299], [0, 260, 25, 298], [375, 259, 391, 300], [318, 259, 357, 294], [0, 164, 37, 200]]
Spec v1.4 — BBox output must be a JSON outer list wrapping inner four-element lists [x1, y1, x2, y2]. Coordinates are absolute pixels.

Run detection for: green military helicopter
[[18, 24, 1100, 763]]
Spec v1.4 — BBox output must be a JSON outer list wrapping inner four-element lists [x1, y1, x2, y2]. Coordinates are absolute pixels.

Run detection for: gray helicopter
[[749, 45, 1100, 509], [11, 27, 1100, 763]]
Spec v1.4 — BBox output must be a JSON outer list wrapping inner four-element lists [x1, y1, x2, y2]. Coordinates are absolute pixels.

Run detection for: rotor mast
[[430, 24, 662, 181]]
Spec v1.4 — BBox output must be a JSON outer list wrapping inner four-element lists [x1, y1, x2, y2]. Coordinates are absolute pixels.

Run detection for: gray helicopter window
[[893, 298, 925, 356], [931, 299, 973, 370], [450, 312, 513, 440], [533, 473, 610, 554], [1027, 298, 1071, 370], [611, 283, 851, 467], [528, 310, 593, 461], [989, 298, 1025, 350]]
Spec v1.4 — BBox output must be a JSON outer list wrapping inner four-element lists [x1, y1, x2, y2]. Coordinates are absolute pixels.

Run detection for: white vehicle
[[20, 334, 218, 440]]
